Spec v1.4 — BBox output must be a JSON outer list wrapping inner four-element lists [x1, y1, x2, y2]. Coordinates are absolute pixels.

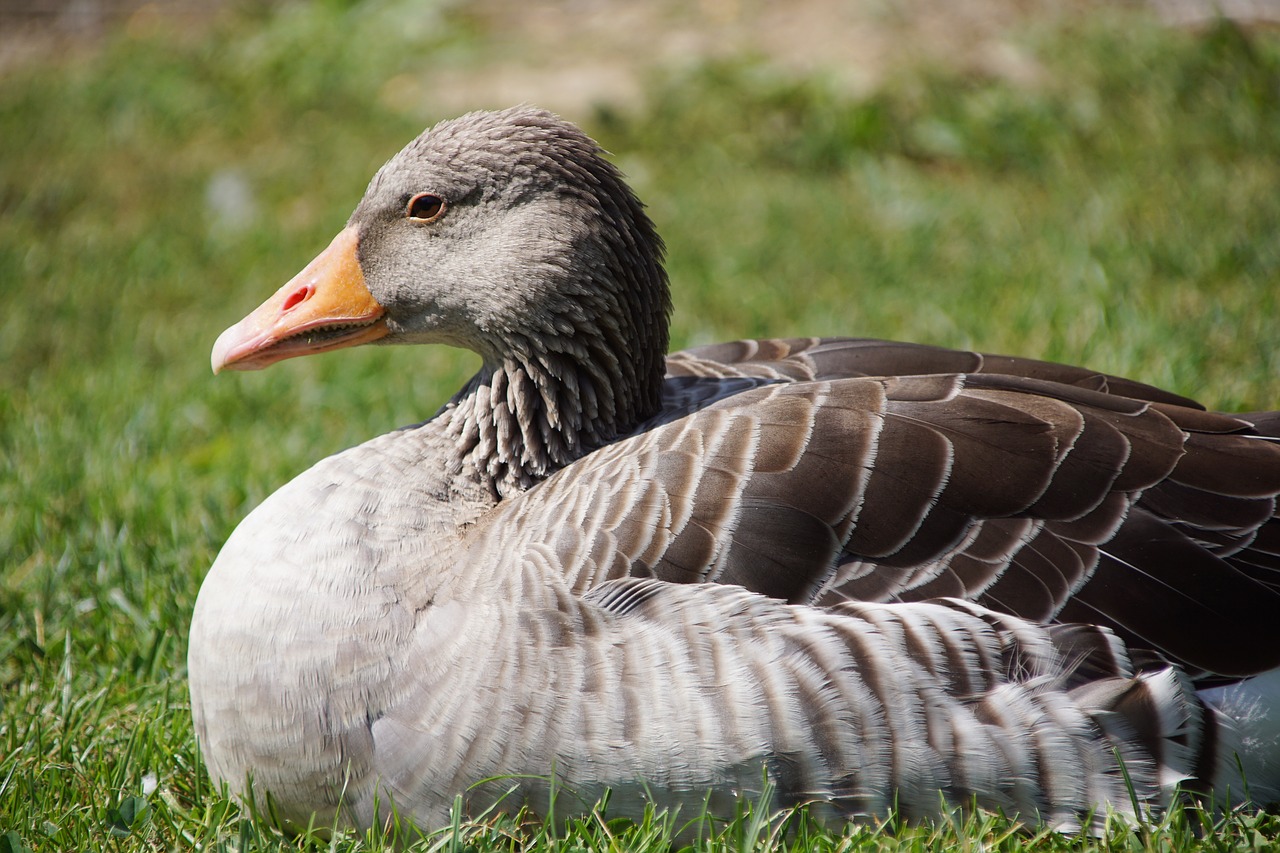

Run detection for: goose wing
[[477, 338, 1280, 681]]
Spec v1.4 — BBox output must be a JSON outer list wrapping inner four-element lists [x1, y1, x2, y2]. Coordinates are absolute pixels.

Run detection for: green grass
[[3, 2, 1280, 849]]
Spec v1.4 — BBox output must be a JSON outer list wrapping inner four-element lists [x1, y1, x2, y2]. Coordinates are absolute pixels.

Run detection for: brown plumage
[[190, 106, 1280, 836]]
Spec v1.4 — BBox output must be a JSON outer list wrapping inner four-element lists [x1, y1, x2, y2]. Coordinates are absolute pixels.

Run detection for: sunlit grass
[[2, 2, 1279, 849]]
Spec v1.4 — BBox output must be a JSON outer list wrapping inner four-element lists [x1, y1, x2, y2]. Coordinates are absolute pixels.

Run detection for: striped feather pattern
[[339, 576, 1233, 832], [488, 346, 1280, 679]]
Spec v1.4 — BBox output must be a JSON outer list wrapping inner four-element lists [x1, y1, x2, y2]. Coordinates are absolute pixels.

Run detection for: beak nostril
[[281, 285, 313, 313]]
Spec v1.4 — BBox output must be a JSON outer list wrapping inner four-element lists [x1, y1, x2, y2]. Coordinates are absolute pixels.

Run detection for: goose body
[[189, 107, 1280, 833]]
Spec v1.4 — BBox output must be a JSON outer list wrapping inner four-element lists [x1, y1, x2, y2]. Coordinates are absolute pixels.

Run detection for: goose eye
[[407, 193, 446, 222]]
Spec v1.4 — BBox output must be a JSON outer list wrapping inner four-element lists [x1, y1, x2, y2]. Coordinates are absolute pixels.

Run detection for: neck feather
[[436, 116, 672, 496], [442, 322, 666, 497]]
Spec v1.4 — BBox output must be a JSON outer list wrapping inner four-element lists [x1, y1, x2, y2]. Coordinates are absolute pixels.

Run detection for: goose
[[189, 106, 1280, 835]]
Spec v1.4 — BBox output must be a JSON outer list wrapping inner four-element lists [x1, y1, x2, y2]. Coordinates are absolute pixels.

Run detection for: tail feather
[[1198, 665, 1280, 806]]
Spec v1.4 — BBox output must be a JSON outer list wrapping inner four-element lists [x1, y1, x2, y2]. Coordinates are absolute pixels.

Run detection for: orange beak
[[211, 226, 390, 373]]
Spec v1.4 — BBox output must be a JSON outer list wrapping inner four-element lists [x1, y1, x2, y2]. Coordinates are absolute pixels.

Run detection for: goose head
[[212, 107, 672, 469]]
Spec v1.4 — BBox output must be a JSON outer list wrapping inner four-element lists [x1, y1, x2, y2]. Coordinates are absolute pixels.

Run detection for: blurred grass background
[[2, 0, 1280, 848]]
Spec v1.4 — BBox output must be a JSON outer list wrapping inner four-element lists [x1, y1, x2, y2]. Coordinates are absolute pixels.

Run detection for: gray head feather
[[348, 107, 671, 495]]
